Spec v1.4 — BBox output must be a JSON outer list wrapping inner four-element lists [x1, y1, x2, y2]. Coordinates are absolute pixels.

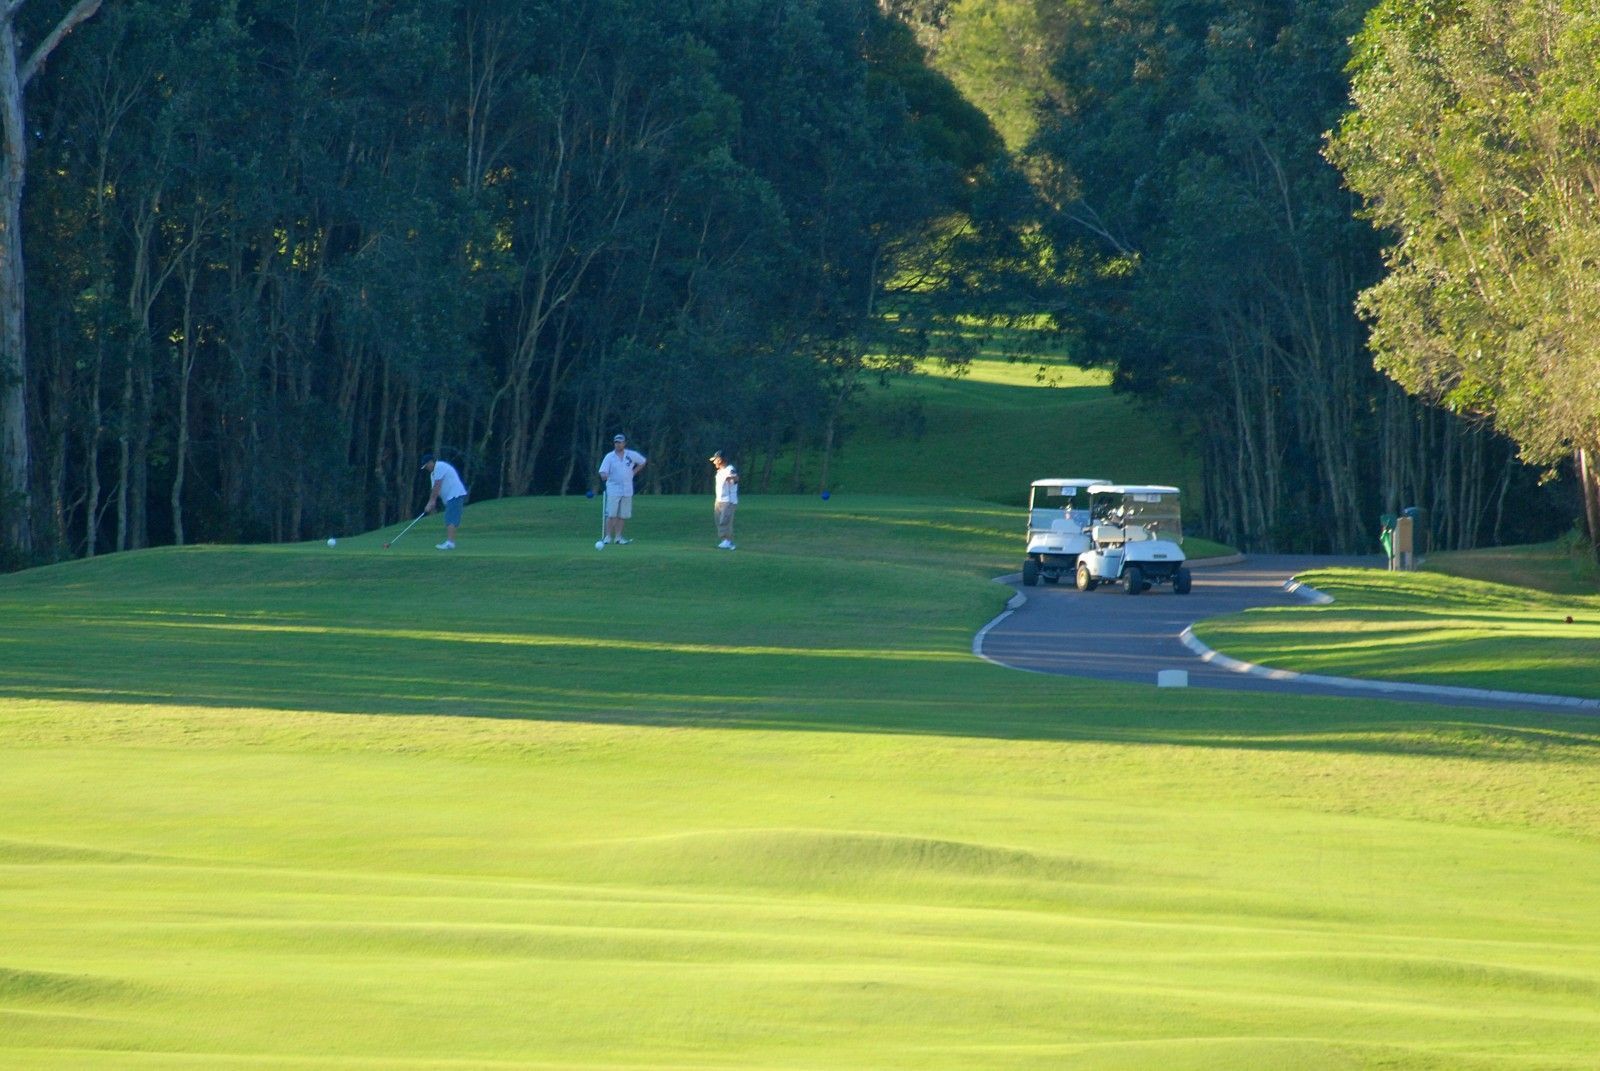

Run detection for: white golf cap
[[613, 434, 626, 442]]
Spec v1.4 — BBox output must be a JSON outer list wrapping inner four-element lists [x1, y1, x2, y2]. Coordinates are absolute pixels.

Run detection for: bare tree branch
[[19, 0, 103, 88]]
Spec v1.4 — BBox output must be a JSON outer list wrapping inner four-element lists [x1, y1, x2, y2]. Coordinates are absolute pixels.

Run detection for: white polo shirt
[[431, 460, 467, 501], [598, 449, 646, 496], [714, 465, 739, 505]]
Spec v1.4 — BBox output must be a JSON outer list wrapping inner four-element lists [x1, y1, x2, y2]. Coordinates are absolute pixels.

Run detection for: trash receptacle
[[1400, 505, 1427, 560], [1394, 512, 1415, 571]]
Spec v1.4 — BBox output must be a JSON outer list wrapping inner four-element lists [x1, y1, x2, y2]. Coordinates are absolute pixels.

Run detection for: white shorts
[[605, 494, 632, 519]]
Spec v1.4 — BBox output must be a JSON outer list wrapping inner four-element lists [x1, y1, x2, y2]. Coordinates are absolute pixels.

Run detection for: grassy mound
[[3, 497, 1600, 1068], [1426, 539, 1600, 596], [1192, 567, 1600, 699]]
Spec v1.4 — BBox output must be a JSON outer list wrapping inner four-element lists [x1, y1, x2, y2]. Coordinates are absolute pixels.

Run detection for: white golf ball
[[327, 538, 337, 547], [595, 540, 605, 550]]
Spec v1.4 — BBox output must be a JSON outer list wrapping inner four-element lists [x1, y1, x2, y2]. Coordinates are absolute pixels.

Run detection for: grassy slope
[[4, 496, 1600, 1069], [808, 352, 1229, 558], [1192, 544, 1600, 698], [1426, 540, 1600, 597]]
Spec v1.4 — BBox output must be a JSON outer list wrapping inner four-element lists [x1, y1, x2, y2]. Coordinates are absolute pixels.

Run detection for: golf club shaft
[[390, 511, 427, 546]]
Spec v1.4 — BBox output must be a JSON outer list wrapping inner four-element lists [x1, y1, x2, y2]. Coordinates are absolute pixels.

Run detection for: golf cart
[[1075, 484, 1192, 595], [1021, 477, 1109, 587]]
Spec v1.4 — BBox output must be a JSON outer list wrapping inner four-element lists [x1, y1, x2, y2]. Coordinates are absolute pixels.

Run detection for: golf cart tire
[[1076, 563, 1097, 592], [1022, 559, 1040, 587], [1124, 565, 1145, 595], [1173, 567, 1192, 595]]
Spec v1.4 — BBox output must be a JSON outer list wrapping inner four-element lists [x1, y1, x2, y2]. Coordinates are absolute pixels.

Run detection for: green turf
[[781, 327, 1203, 510], [1192, 566, 1600, 699], [3, 496, 1599, 1068], [1426, 539, 1600, 597]]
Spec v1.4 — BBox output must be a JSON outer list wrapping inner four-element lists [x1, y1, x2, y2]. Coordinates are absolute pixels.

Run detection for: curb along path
[[974, 555, 1600, 714]]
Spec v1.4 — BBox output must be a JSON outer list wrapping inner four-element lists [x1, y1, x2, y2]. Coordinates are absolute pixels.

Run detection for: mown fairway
[[3, 496, 1599, 1069], [778, 334, 1201, 504]]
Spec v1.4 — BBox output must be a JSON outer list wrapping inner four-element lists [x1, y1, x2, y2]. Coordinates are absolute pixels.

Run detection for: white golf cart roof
[[1087, 483, 1181, 496], [1031, 477, 1109, 490]]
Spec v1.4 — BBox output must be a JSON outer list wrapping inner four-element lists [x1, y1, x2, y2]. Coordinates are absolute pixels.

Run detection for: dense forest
[[0, 0, 1594, 565], [905, 0, 1592, 554], [0, 0, 1022, 561]]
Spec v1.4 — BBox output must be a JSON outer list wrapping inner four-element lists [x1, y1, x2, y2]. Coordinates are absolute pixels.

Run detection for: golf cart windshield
[[1094, 489, 1183, 543], [1028, 480, 1098, 533]]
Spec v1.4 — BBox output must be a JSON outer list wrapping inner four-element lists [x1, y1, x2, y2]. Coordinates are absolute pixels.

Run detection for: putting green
[[3, 496, 1598, 1069]]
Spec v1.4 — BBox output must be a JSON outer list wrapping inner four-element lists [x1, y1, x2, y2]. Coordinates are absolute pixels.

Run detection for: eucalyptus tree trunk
[[0, 0, 104, 557], [171, 258, 201, 546], [1579, 446, 1600, 561]]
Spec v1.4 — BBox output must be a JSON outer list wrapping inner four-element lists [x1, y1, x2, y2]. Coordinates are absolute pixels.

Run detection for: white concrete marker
[[1157, 669, 1189, 688]]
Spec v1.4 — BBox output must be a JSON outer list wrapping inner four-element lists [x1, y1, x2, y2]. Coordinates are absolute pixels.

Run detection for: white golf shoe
[[717, 539, 734, 550], [436, 541, 455, 550], [616, 537, 633, 545]]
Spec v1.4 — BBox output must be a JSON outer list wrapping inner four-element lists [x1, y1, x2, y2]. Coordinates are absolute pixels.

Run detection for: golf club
[[384, 510, 427, 549], [595, 490, 607, 549]]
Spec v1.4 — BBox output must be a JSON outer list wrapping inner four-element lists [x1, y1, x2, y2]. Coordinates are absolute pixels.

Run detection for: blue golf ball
[[586, 489, 595, 498], [820, 490, 830, 500]]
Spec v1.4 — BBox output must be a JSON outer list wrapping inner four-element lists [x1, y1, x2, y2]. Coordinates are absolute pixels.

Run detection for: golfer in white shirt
[[709, 450, 738, 549], [597, 434, 646, 545], [421, 453, 469, 550]]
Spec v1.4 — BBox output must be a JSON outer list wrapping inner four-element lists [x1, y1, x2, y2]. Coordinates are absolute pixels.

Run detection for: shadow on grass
[[7, 607, 1597, 763]]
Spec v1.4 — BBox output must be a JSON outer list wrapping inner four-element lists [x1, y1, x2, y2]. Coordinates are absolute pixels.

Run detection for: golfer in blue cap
[[421, 453, 469, 550]]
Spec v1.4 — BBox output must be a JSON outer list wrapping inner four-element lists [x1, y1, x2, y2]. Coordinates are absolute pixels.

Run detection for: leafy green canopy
[[1331, 0, 1600, 467], [16, 0, 1029, 561], [1011, 0, 1574, 554], [1329, 0, 1600, 496]]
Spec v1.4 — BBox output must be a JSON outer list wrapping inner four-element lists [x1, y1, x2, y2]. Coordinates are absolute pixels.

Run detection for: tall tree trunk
[[171, 265, 199, 546], [0, 0, 106, 558], [1579, 446, 1600, 562], [115, 358, 133, 551], [0, 18, 31, 553]]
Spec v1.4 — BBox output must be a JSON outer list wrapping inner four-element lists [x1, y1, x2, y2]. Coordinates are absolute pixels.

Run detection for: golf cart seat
[[1091, 524, 1126, 545], [1123, 525, 1153, 542], [1049, 517, 1081, 534]]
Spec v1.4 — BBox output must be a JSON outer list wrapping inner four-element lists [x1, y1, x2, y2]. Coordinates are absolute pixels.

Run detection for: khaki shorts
[[605, 494, 633, 519]]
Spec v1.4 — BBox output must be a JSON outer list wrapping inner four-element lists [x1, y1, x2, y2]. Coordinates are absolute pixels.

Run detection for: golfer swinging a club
[[421, 452, 468, 550], [597, 434, 646, 546]]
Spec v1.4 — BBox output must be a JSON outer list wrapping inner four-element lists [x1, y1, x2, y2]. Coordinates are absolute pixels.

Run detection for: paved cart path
[[976, 555, 1600, 714]]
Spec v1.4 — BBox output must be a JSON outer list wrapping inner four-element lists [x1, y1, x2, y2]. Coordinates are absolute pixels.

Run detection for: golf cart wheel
[[1124, 565, 1144, 595], [1173, 567, 1192, 595], [1022, 559, 1039, 587], [1076, 563, 1097, 592]]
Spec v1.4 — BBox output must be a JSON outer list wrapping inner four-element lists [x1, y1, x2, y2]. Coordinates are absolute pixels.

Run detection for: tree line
[[1, 0, 1594, 565], [0, 0, 1017, 562], [910, 0, 1590, 554]]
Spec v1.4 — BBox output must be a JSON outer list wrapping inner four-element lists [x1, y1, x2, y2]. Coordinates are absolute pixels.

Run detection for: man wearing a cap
[[709, 450, 739, 550], [421, 453, 469, 550], [596, 434, 647, 545]]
